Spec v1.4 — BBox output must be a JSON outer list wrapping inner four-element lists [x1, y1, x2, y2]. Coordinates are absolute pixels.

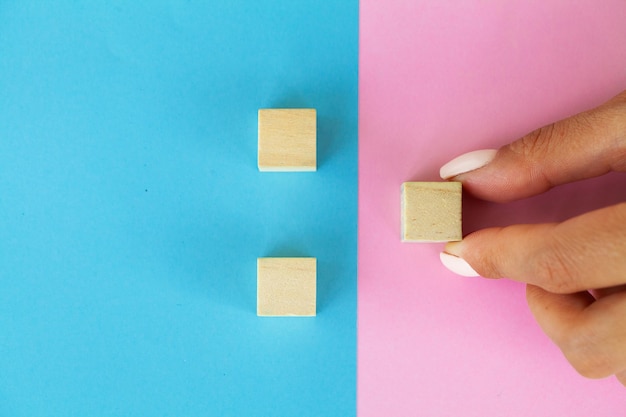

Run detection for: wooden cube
[[258, 109, 316, 171], [401, 182, 462, 242], [257, 257, 316, 317]]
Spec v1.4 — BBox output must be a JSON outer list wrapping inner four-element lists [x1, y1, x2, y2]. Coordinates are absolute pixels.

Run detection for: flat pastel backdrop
[[359, 1, 626, 416], [0, 1, 357, 416], [2, 1, 626, 416]]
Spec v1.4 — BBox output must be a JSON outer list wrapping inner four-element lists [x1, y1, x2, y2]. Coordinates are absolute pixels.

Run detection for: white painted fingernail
[[439, 149, 498, 179], [439, 252, 480, 277]]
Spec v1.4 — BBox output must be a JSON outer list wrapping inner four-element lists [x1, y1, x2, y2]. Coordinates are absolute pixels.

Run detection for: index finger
[[440, 91, 626, 203]]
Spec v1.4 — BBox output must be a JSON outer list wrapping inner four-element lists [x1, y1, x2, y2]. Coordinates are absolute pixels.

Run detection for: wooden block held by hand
[[257, 257, 317, 317], [401, 182, 462, 242], [258, 109, 317, 171]]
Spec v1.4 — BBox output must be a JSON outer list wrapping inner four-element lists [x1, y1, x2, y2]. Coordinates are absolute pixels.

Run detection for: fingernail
[[439, 252, 480, 277], [439, 149, 498, 179]]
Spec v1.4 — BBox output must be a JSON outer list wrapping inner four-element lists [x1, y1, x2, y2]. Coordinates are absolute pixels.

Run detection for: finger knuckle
[[509, 125, 557, 161], [531, 245, 578, 294], [580, 100, 626, 171]]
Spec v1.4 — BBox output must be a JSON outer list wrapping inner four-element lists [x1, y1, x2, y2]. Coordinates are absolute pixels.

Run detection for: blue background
[[0, 1, 358, 415]]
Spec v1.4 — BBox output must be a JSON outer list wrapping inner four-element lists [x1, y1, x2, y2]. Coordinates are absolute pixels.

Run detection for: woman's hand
[[439, 91, 626, 385]]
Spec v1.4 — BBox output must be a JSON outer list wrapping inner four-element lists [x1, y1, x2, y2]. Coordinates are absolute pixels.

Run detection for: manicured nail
[[439, 149, 498, 179], [439, 252, 480, 277]]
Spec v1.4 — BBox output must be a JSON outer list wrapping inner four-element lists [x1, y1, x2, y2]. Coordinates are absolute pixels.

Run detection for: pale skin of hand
[[442, 90, 626, 385]]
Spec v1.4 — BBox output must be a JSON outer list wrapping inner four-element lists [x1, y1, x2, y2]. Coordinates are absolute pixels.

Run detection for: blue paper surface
[[0, 1, 358, 415]]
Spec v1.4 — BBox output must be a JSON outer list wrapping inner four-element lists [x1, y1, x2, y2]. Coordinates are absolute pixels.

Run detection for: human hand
[[438, 91, 626, 385]]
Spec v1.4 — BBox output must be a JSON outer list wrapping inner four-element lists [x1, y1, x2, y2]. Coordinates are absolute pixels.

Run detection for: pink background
[[358, 1, 626, 416]]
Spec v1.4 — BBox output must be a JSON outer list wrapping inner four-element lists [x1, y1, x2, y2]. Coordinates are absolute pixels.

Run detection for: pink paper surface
[[358, 1, 626, 416]]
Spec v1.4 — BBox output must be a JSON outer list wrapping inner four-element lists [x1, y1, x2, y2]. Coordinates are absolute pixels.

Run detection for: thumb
[[440, 203, 626, 293], [440, 91, 626, 202]]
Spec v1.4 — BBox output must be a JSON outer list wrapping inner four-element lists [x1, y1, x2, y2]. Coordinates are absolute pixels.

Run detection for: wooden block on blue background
[[257, 257, 317, 316], [258, 108, 317, 171], [401, 182, 462, 242]]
